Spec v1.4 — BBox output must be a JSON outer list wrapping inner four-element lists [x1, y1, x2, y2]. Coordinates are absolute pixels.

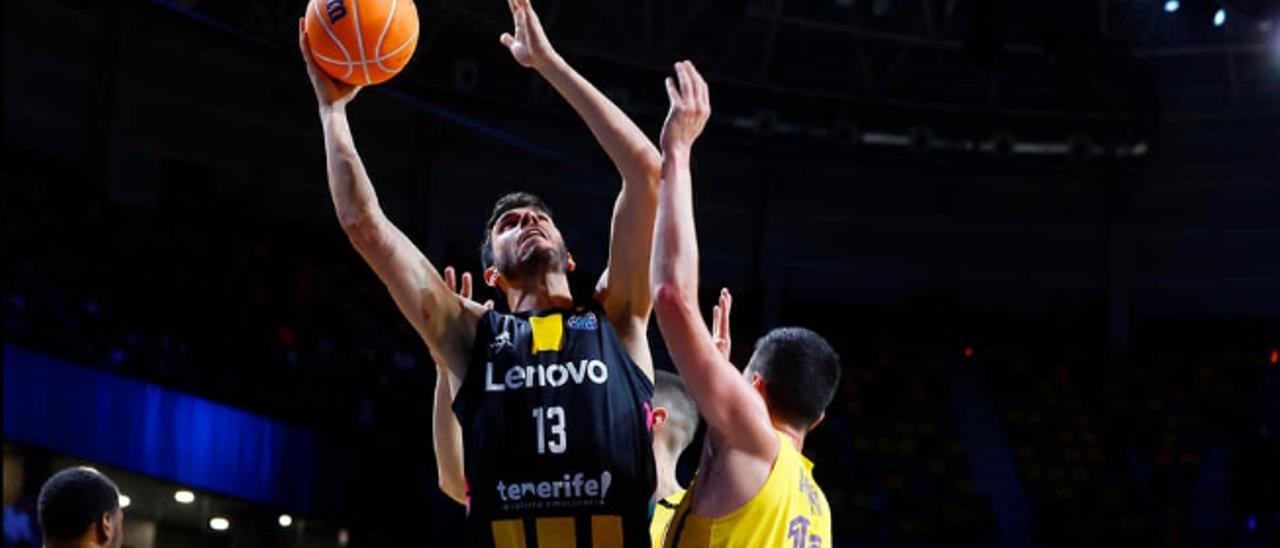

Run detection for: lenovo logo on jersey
[[325, 0, 347, 25], [485, 360, 609, 392]]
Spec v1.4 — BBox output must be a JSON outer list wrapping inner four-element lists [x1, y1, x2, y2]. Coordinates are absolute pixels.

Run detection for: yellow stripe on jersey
[[650, 490, 686, 548], [591, 515, 623, 547], [529, 314, 565, 354], [491, 519, 527, 548], [491, 515, 631, 547], [535, 516, 576, 548], [663, 431, 832, 548]]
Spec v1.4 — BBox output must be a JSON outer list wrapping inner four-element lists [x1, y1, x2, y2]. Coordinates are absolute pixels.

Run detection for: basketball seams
[[311, 0, 417, 83], [311, 0, 355, 79], [350, 0, 372, 84], [311, 30, 417, 67], [382, 30, 418, 71], [373, 0, 398, 73]]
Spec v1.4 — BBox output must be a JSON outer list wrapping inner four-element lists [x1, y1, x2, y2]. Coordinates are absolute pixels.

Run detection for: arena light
[[174, 490, 195, 504], [278, 514, 293, 528], [209, 517, 230, 531], [1164, 0, 1179, 13], [118, 494, 131, 509], [1214, 9, 1227, 27]]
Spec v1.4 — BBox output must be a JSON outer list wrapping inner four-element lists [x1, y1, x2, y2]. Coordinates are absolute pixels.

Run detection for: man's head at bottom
[[38, 466, 123, 548]]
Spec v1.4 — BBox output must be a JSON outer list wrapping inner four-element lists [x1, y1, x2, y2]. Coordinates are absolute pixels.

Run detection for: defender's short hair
[[654, 370, 700, 453], [746, 327, 841, 430], [37, 467, 120, 540], [480, 192, 555, 270]]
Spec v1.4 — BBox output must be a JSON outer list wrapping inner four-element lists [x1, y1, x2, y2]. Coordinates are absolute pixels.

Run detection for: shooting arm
[[320, 109, 485, 379]]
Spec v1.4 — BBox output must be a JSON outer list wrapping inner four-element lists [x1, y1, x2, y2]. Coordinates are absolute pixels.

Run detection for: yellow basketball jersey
[[650, 489, 686, 548], [662, 432, 831, 548]]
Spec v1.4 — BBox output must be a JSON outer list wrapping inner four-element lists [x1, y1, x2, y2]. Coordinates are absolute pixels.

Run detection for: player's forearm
[[651, 147, 698, 303], [537, 56, 661, 186], [320, 108, 384, 233], [433, 371, 467, 505]]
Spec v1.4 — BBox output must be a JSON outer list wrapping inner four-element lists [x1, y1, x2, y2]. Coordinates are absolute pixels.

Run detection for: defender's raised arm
[[650, 61, 776, 459]]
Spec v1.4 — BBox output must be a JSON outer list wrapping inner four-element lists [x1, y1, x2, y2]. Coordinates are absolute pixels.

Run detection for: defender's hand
[[444, 267, 494, 310], [660, 61, 710, 154], [299, 18, 361, 111], [711, 288, 732, 361], [499, 0, 560, 70]]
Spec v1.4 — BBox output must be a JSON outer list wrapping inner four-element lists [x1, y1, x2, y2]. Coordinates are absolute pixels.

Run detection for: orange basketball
[[304, 0, 419, 86]]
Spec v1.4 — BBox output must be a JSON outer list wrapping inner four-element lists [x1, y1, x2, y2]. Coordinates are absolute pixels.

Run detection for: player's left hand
[[500, 0, 560, 70], [660, 60, 711, 154], [711, 288, 732, 361]]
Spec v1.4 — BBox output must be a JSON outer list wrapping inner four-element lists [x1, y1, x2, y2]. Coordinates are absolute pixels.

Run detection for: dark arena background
[[3, 0, 1279, 546]]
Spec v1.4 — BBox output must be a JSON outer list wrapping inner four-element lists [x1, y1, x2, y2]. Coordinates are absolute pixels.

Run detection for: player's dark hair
[[746, 327, 842, 431], [481, 192, 555, 270], [654, 370, 700, 452], [37, 467, 120, 541]]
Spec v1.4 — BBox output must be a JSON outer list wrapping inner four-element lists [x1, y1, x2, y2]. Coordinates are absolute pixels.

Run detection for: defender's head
[[37, 466, 124, 548], [481, 192, 575, 292], [743, 327, 841, 433], [652, 370, 700, 457]]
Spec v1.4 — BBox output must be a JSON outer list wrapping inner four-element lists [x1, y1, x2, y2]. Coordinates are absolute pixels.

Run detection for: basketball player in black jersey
[[439, 266, 711, 548], [299, 0, 660, 543]]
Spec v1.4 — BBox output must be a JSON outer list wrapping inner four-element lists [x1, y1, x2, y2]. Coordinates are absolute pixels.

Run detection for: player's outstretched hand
[[299, 18, 361, 111], [500, 0, 560, 70], [711, 288, 732, 361], [660, 60, 711, 154], [444, 266, 494, 310]]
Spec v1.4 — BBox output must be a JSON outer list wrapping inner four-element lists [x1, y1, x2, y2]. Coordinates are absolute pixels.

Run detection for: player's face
[[490, 206, 569, 280]]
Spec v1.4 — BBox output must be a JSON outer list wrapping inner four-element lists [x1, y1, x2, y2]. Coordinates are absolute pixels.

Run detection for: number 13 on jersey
[[533, 406, 566, 454]]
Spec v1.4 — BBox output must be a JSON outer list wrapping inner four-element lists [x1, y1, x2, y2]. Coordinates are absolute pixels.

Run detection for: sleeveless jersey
[[453, 306, 656, 548], [650, 489, 686, 548], [662, 432, 831, 548]]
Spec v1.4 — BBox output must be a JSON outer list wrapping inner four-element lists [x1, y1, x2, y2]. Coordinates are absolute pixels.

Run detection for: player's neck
[[504, 272, 573, 313], [654, 448, 682, 501], [772, 420, 807, 452]]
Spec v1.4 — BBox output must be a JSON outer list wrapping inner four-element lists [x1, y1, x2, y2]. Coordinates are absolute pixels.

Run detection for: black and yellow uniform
[[454, 306, 656, 548]]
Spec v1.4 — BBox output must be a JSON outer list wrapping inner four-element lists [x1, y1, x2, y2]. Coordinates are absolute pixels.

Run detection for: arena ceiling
[[169, 0, 1279, 150]]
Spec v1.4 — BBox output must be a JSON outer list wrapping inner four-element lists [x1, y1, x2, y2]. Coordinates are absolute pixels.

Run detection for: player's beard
[[496, 239, 568, 284]]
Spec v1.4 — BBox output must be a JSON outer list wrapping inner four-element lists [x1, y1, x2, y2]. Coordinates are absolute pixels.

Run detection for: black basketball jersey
[[453, 305, 656, 548]]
